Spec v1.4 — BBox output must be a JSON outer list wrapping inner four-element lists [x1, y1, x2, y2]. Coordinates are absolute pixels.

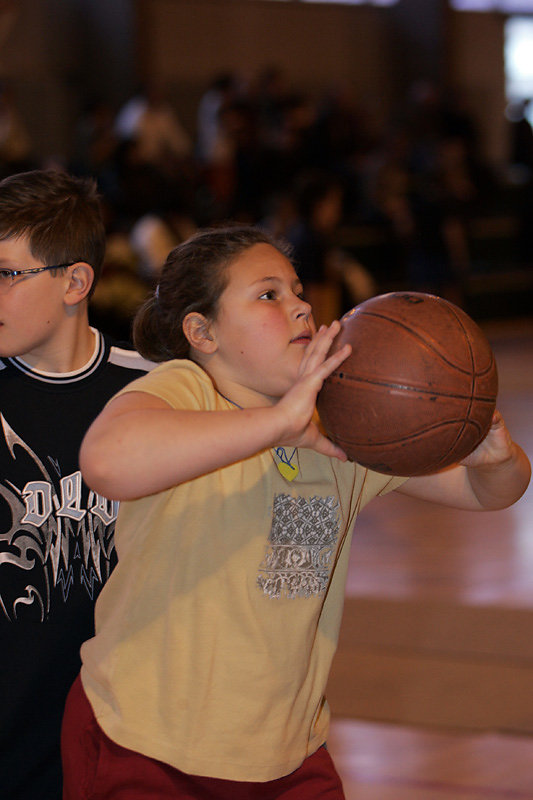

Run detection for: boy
[[0, 169, 153, 799]]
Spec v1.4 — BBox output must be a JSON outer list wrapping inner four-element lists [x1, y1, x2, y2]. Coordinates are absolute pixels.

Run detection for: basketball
[[317, 292, 498, 476]]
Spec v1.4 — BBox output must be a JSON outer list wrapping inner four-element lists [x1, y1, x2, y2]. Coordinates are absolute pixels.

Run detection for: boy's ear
[[64, 262, 94, 306], [182, 312, 217, 355]]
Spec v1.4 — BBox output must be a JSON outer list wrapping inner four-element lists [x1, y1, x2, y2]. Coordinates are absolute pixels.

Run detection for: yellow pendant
[[277, 461, 298, 481], [273, 447, 299, 481]]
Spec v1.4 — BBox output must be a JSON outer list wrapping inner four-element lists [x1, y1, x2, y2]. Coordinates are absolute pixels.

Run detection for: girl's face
[[206, 243, 315, 407]]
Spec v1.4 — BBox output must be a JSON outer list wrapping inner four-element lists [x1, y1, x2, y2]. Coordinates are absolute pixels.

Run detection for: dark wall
[[0, 0, 508, 165]]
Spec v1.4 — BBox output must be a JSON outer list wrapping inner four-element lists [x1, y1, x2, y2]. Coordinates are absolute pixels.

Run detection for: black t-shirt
[[0, 332, 153, 799]]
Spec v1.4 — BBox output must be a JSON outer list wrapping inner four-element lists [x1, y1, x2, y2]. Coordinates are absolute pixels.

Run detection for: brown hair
[[0, 169, 106, 296], [133, 225, 292, 362]]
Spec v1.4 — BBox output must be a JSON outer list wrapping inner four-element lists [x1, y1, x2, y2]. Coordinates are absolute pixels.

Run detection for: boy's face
[[206, 243, 315, 407], [0, 236, 74, 364]]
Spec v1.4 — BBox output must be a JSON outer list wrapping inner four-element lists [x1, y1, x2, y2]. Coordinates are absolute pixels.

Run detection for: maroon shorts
[[61, 675, 346, 799]]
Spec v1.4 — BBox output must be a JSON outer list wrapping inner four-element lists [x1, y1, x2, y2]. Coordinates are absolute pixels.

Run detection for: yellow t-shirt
[[81, 359, 406, 781]]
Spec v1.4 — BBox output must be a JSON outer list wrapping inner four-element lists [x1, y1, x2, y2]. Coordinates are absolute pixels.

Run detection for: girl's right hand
[[274, 320, 352, 459]]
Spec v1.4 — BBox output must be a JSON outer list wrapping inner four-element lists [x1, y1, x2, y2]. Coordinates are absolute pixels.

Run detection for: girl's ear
[[182, 312, 217, 355], [64, 262, 94, 306]]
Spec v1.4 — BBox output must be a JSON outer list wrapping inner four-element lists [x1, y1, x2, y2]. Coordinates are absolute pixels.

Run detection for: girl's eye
[[260, 289, 276, 300]]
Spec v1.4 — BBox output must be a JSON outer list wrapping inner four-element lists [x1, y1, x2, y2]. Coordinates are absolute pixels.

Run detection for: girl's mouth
[[291, 332, 312, 344]]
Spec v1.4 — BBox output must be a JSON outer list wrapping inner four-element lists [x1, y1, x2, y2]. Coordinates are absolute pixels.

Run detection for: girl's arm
[[396, 411, 531, 511], [80, 322, 351, 500]]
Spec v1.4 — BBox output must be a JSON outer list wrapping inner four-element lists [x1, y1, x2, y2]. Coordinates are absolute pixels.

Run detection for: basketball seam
[[333, 417, 486, 448], [331, 372, 497, 403], [435, 303, 476, 469], [356, 309, 494, 377]]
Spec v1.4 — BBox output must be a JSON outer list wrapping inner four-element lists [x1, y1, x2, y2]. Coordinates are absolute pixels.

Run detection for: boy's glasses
[[0, 263, 75, 290]]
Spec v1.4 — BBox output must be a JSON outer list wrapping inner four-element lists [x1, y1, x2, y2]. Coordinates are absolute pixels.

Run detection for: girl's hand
[[274, 320, 352, 459], [397, 408, 530, 511], [460, 411, 515, 468]]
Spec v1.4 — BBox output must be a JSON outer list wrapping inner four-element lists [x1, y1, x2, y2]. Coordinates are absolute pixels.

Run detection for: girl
[[62, 225, 530, 799]]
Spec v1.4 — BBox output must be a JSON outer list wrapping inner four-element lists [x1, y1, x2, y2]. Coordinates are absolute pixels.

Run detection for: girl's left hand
[[400, 410, 530, 511], [460, 410, 515, 468]]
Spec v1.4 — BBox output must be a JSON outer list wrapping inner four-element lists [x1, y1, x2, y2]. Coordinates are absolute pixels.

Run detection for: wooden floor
[[328, 719, 533, 799], [326, 317, 533, 799]]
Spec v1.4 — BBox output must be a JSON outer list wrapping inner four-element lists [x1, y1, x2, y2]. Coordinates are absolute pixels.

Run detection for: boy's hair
[[133, 225, 292, 363], [0, 169, 106, 296]]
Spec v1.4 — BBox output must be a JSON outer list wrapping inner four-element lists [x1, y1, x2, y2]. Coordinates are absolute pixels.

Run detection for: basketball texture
[[317, 292, 498, 476]]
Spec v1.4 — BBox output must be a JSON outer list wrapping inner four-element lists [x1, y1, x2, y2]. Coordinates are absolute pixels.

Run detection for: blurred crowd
[[1, 68, 531, 339]]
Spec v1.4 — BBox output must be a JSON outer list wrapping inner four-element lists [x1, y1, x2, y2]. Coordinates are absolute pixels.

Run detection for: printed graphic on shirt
[[0, 414, 118, 622], [257, 493, 340, 599]]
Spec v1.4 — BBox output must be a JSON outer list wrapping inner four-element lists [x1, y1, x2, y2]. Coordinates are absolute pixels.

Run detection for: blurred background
[[1, 0, 533, 335], [2, 1, 532, 796]]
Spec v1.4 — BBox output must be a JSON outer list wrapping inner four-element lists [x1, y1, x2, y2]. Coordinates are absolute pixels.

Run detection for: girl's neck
[[209, 374, 277, 410]]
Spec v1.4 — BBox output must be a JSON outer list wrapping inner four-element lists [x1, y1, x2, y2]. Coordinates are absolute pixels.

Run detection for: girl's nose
[[295, 296, 312, 320]]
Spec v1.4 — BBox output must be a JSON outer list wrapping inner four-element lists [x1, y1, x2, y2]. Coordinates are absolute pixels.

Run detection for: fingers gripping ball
[[317, 292, 498, 476]]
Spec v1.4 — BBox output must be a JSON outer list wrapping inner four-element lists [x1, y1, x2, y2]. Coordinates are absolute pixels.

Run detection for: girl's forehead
[[228, 243, 297, 283]]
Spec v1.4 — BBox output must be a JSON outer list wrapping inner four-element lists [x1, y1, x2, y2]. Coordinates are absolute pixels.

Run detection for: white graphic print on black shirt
[[0, 413, 118, 622]]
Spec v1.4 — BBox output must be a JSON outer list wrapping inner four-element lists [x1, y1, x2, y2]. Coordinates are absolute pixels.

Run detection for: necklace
[[217, 391, 299, 481], [272, 446, 299, 481]]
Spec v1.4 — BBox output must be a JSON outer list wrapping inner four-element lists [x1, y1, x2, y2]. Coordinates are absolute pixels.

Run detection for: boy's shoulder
[[0, 332, 154, 395], [84, 332, 156, 396], [106, 338, 156, 375]]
